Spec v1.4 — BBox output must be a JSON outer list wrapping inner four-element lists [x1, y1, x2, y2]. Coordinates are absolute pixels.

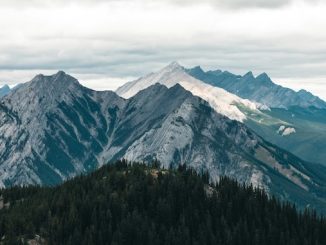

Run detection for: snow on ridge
[[116, 62, 262, 122], [179, 81, 250, 122]]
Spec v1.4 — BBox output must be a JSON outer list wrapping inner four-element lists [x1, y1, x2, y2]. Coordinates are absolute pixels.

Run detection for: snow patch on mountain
[[179, 80, 263, 122], [282, 127, 296, 136], [277, 125, 296, 136]]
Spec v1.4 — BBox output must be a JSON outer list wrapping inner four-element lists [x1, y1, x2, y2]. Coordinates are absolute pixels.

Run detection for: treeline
[[0, 160, 325, 245]]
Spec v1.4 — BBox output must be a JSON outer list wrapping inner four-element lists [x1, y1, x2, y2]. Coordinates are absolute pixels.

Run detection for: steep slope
[[0, 85, 10, 98], [242, 105, 326, 165], [187, 66, 326, 109], [0, 71, 126, 186], [186, 66, 326, 165], [118, 84, 326, 211], [0, 72, 325, 211], [116, 62, 266, 122]]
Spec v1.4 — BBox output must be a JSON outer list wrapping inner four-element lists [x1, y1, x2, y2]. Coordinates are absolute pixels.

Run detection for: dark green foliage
[[0, 160, 325, 245]]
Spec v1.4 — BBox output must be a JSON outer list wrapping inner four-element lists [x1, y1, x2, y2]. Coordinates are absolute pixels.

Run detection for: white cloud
[[0, 0, 325, 99]]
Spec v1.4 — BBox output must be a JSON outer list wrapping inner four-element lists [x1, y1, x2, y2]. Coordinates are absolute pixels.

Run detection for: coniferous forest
[[0, 160, 325, 245]]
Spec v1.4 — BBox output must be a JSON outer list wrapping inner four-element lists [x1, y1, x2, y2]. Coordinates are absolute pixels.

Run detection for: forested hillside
[[0, 161, 325, 245]]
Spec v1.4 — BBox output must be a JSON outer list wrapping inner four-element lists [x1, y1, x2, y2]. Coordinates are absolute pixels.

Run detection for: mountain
[[1, 161, 325, 244], [116, 62, 326, 210], [242, 105, 326, 165], [117, 62, 267, 122], [0, 84, 22, 99], [0, 71, 125, 187], [187, 66, 326, 109], [185, 66, 326, 165], [0, 85, 10, 98], [0, 70, 326, 211]]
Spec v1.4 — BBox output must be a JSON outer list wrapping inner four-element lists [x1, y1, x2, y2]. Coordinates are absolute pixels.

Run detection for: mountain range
[[187, 66, 326, 109], [185, 66, 326, 165], [0, 63, 326, 212]]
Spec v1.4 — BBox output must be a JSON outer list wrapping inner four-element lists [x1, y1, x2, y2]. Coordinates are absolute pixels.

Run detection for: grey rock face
[[0, 71, 125, 186]]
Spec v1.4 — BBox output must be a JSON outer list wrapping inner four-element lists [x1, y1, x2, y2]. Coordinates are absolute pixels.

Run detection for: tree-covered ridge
[[0, 160, 325, 245]]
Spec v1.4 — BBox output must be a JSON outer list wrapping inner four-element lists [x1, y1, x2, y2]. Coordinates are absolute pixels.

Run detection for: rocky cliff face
[[0, 71, 125, 186]]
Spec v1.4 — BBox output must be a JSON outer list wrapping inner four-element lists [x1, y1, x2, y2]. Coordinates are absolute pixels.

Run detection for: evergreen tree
[[0, 160, 325, 244]]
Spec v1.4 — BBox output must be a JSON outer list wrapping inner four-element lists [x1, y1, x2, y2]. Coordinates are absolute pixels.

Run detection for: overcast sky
[[0, 0, 326, 99]]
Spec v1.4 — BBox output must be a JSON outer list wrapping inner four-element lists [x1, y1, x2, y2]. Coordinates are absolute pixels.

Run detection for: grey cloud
[[0, 0, 321, 9], [173, 0, 325, 9], [1, 38, 326, 99], [1, 35, 326, 79], [172, 0, 291, 9]]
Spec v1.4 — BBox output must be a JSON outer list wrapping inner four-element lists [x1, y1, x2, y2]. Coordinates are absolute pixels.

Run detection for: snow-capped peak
[[116, 62, 262, 122], [243, 71, 254, 79]]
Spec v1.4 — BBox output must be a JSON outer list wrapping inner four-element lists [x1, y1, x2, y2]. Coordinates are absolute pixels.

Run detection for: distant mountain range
[[0, 84, 23, 98], [183, 65, 326, 165], [187, 66, 326, 109], [0, 67, 326, 212]]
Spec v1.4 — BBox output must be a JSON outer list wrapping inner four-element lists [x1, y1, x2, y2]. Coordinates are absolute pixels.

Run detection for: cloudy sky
[[0, 0, 326, 99]]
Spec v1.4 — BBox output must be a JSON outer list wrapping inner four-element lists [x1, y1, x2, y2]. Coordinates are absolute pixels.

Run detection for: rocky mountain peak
[[256, 72, 272, 83], [163, 61, 184, 72], [243, 71, 254, 79], [31, 71, 79, 87], [190, 65, 205, 74]]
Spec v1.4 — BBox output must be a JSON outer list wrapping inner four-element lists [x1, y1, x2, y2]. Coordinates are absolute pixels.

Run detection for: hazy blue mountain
[[187, 66, 326, 109], [187, 66, 326, 166], [0, 71, 325, 211], [0, 85, 10, 98]]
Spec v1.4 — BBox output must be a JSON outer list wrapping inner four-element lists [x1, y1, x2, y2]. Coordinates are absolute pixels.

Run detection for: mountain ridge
[[116, 62, 267, 122], [187, 66, 326, 109], [184, 65, 326, 165]]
